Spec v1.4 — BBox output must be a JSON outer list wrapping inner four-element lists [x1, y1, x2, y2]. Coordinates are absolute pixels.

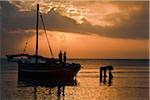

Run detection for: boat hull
[[18, 62, 80, 86]]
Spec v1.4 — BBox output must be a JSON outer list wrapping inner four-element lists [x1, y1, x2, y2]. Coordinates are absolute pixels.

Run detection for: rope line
[[40, 13, 54, 58]]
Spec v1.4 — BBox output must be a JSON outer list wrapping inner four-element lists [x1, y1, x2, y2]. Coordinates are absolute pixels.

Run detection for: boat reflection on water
[[18, 77, 78, 100]]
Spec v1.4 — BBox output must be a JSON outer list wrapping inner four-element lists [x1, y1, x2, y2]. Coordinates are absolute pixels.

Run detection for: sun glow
[[9, 0, 145, 26], [9, 0, 87, 24], [19, 30, 149, 59], [3, 1, 148, 59]]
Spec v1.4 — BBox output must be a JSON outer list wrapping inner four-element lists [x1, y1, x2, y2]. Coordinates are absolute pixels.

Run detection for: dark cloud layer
[[1, 1, 149, 39]]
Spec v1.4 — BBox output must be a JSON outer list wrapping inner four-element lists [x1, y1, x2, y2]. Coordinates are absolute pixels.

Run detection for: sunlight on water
[[0, 59, 149, 100]]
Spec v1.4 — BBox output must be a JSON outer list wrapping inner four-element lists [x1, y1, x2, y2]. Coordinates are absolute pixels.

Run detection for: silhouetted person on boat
[[59, 50, 62, 63], [64, 52, 66, 64]]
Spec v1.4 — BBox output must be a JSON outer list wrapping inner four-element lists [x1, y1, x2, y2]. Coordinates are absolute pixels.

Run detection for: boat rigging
[[6, 4, 81, 86]]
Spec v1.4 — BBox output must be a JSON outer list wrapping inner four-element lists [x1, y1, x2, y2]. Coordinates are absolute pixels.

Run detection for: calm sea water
[[0, 59, 149, 100]]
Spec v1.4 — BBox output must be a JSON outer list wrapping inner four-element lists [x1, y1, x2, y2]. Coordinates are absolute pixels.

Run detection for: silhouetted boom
[[6, 53, 56, 62]]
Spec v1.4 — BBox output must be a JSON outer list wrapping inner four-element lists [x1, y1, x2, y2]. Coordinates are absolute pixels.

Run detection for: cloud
[[9, 0, 86, 24], [1, 1, 149, 39]]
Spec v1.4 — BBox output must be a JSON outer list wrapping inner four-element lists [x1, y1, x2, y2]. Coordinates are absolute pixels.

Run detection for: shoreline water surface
[[0, 59, 149, 100]]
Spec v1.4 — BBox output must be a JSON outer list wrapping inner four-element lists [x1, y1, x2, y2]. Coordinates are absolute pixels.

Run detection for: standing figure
[[103, 68, 107, 84], [108, 70, 113, 79], [59, 50, 62, 63], [99, 67, 103, 83], [108, 70, 113, 86], [64, 52, 66, 64]]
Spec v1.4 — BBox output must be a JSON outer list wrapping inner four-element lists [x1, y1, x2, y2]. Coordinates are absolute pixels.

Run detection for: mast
[[35, 4, 39, 63]]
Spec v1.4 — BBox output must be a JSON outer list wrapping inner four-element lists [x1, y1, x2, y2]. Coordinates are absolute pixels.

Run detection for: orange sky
[[1, 1, 149, 59], [14, 30, 149, 59]]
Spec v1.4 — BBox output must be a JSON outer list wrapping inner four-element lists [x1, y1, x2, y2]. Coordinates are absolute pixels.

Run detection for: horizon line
[[0, 57, 149, 60]]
